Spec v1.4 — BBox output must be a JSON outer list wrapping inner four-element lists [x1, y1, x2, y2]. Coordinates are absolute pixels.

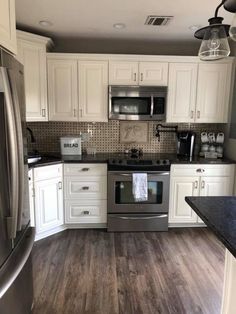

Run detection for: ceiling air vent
[[145, 16, 173, 26]]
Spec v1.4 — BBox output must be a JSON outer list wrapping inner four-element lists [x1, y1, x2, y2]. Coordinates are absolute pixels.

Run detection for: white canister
[[60, 137, 82, 155]]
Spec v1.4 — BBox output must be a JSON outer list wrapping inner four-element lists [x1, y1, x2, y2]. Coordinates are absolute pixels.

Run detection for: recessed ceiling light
[[189, 25, 202, 31], [39, 20, 53, 27], [113, 23, 126, 29]]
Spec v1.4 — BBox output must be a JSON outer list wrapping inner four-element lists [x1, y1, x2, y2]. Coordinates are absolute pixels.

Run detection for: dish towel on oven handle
[[132, 173, 148, 202]]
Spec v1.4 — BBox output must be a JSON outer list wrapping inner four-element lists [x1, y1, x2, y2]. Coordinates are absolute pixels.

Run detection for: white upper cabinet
[[17, 31, 53, 122], [139, 62, 168, 86], [78, 60, 108, 122], [167, 62, 232, 123], [109, 61, 168, 86], [167, 63, 198, 123], [109, 61, 139, 85], [195, 63, 232, 123], [0, 0, 16, 54], [48, 58, 78, 121]]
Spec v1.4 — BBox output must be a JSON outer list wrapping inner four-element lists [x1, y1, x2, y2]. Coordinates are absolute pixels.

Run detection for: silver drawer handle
[[196, 168, 205, 173], [81, 168, 90, 172], [83, 210, 90, 215], [118, 215, 167, 220], [58, 181, 62, 190], [82, 186, 89, 190]]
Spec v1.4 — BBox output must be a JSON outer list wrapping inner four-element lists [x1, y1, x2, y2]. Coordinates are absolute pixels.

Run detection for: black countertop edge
[[185, 197, 236, 259], [28, 152, 236, 168]]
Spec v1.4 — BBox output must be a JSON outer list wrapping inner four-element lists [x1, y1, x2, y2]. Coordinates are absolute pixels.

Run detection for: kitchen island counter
[[185, 196, 236, 314]]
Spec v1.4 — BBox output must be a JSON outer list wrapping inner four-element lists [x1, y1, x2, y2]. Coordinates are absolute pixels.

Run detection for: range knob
[[112, 159, 116, 164], [156, 160, 160, 164], [119, 160, 123, 164]]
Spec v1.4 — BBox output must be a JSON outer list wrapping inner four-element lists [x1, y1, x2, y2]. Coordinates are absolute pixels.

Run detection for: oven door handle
[[116, 172, 170, 176], [117, 215, 168, 220]]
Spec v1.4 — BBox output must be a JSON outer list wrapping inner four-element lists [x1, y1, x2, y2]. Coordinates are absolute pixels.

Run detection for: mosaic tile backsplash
[[27, 121, 225, 154]]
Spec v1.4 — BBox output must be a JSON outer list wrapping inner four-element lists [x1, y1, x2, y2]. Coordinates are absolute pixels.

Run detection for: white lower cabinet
[[64, 163, 107, 225], [169, 176, 199, 223], [32, 164, 64, 240], [169, 164, 235, 225]]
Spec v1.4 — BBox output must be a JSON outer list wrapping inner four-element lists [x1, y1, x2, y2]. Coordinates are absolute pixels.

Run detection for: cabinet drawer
[[65, 200, 107, 224], [171, 164, 234, 177], [34, 164, 62, 181], [64, 163, 107, 176], [64, 176, 107, 199]]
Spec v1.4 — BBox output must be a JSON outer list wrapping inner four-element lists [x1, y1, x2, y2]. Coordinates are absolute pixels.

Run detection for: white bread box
[[60, 136, 82, 155]]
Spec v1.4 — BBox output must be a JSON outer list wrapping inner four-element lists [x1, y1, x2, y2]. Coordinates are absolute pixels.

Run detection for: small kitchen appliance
[[176, 131, 196, 157]]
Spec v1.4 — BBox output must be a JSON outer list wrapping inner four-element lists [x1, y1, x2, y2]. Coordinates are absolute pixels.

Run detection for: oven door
[[108, 171, 170, 213]]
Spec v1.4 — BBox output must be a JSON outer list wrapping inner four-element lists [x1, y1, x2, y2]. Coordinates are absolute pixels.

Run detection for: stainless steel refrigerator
[[0, 49, 35, 313]]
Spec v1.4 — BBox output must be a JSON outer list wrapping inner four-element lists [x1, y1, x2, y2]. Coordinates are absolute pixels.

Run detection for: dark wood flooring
[[32, 228, 225, 314]]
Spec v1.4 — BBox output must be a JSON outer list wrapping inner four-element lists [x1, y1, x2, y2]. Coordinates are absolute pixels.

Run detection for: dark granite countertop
[[28, 152, 235, 168], [185, 197, 236, 258]]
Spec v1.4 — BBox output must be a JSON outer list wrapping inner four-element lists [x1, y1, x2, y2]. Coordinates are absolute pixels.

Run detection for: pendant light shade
[[194, 1, 231, 61], [198, 24, 230, 60]]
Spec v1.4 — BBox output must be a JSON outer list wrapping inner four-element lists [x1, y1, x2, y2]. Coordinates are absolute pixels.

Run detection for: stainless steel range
[[107, 156, 170, 232]]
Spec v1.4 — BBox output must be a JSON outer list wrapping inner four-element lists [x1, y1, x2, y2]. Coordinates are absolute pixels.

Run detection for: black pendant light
[[194, 0, 231, 60], [224, 0, 236, 40]]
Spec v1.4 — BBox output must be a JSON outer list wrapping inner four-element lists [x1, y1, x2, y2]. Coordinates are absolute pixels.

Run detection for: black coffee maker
[[176, 131, 196, 157]]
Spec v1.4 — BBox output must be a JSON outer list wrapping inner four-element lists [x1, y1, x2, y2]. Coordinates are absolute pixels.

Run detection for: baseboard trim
[[35, 225, 67, 241]]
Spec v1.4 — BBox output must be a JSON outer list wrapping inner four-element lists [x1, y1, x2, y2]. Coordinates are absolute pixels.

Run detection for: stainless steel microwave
[[109, 85, 167, 121]]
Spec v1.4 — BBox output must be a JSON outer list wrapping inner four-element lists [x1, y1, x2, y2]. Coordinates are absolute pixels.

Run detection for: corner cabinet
[[47, 55, 108, 122], [0, 0, 16, 54], [109, 61, 168, 86], [169, 164, 235, 226], [16, 30, 53, 122], [167, 61, 233, 123], [78, 60, 108, 122], [33, 164, 64, 240]]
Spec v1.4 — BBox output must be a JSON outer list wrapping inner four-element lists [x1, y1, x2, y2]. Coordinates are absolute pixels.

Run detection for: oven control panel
[[108, 158, 171, 171]]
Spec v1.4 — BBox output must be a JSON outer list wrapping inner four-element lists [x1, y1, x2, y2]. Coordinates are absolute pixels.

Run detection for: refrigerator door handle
[[1, 68, 19, 240], [8, 69, 25, 232]]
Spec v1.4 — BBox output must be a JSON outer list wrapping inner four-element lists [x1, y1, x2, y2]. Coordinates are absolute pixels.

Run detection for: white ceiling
[[16, 0, 234, 42]]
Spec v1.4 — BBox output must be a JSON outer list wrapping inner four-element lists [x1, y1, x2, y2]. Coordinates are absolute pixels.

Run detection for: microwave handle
[[150, 95, 154, 117]]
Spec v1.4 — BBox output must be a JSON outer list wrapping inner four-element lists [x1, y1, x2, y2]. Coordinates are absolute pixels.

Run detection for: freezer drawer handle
[[117, 215, 168, 220]]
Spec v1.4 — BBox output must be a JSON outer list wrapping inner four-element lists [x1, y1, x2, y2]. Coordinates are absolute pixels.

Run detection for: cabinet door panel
[[139, 62, 168, 86], [0, 0, 16, 54], [198, 176, 233, 223], [35, 177, 64, 233], [48, 59, 78, 121], [167, 63, 197, 122], [18, 41, 48, 121], [109, 61, 138, 85], [196, 63, 231, 123], [78, 60, 108, 122], [169, 176, 199, 223]]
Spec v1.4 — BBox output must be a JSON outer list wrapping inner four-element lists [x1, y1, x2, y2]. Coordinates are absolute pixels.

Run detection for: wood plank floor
[[32, 228, 225, 314]]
